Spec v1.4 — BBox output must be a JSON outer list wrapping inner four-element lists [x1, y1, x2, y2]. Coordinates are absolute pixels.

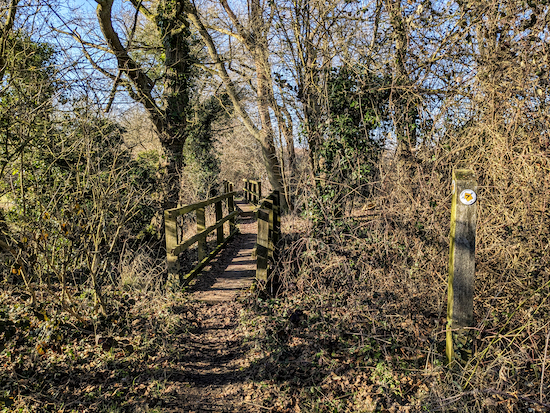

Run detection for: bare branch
[[218, 0, 250, 43], [95, 0, 163, 120], [51, 27, 113, 54], [206, 24, 245, 43], [0, 0, 18, 81], [128, 0, 154, 21], [185, 0, 261, 140]]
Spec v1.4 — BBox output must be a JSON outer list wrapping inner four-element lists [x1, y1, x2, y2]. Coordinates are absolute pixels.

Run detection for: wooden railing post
[[268, 191, 280, 295], [271, 191, 280, 246], [255, 191, 281, 293], [164, 211, 180, 281], [243, 179, 262, 205], [227, 183, 236, 232], [197, 207, 206, 261], [215, 200, 223, 244], [262, 197, 274, 252], [256, 208, 269, 282], [447, 169, 477, 364]]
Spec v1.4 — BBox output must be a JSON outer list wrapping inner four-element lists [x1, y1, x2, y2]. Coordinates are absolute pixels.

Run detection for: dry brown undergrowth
[[239, 121, 550, 412]]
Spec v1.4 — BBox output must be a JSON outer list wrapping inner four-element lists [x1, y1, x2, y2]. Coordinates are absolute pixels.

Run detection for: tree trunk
[[96, 0, 191, 209], [278, 105, 296, 182], [249, 0, 287, 207], [0, 0, 18, 83], [255, 53, 286, 204], [292, 0, 321, 173], [157, 0, 192, 208], [190, 0, 288, 209], [385, 0, 417, 159]]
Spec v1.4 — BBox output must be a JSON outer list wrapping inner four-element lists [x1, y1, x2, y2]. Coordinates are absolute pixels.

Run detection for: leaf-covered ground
[[1, 284, 549, 412], [2, 209, 550, 412], [1, 288, 261, 412]]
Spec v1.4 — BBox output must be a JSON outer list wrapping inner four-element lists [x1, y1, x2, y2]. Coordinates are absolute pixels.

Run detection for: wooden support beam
[[215, 200, 223, 244], [447, 169, 478, 363], [164, 210, 180, 282], [256, 208, 270, 282], [197, 207, 206, 262]]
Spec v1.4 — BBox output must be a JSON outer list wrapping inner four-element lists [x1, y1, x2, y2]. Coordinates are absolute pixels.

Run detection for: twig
[[483, 389, 550, 409], [242, 401, 273, 411], [440, 388, 550, 409], [541, 324, 550, 403]]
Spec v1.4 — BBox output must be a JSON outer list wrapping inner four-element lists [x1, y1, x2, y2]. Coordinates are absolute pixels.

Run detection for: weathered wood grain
[[447, 169, 477, 363]]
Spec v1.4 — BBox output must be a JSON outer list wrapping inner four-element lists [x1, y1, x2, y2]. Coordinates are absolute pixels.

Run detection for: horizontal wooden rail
[[243, 179, 261, 205], [165, 192, 236, 218], [171, 210, 239, 256], [165, 182, 238, 286]]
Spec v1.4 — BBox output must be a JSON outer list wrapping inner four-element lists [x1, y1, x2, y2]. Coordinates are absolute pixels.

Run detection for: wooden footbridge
[[163, 180, 280, 299]]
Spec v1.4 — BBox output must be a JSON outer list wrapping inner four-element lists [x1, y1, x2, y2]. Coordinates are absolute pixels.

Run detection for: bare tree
[[197, 0, 289, 206], [90, 0, 192, 209]]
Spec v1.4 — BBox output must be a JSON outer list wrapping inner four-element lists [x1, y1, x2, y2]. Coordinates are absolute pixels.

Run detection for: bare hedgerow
[[1, 110, 160, 319], [258, 0, 550, 411]]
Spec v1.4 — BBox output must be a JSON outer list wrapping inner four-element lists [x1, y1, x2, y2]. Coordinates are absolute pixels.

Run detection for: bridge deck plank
[[188, 199, 257, 303]]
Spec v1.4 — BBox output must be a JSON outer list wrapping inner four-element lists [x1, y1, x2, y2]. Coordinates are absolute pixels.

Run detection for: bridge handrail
[[243, 179, 261, 205], [164, 182, 238, 286]]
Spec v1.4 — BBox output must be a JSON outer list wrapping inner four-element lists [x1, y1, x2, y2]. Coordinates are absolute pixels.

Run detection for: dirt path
[[162, 201, 263, 412], [160, 300, 259, 412], [0, 204, 270, 413]]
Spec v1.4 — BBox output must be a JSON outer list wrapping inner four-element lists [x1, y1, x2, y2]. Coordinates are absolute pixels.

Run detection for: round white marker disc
[[459, 189, 477, 205]]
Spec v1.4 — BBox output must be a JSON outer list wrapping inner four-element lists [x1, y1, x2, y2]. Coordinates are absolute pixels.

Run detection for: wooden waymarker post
[[447, 169, 477, 364]]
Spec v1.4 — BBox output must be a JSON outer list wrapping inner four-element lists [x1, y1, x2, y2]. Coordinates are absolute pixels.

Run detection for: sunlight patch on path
[[189, 200, 257, 304]]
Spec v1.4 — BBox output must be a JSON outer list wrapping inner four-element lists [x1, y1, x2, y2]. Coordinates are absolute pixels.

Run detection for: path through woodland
[[159, 200, 265, 412]]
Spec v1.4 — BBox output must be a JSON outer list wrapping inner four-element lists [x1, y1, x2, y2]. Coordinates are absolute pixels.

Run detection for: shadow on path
[[189, 199, 258, 303]]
